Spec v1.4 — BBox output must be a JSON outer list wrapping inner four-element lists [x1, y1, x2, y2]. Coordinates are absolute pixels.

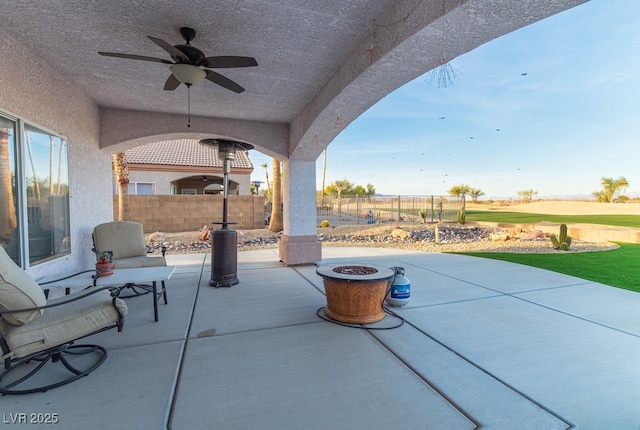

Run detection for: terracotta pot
[[316, 264, 394, 324], [95, 262, 115, 276]]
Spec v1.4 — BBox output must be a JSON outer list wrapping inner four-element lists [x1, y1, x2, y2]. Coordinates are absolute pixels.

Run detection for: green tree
[[592, 176, 629, 203], [517, 189, 538, 203], [325, 179, 354, 197], [325, 179, 376, 196], [365, 183, 376, 195], [448, 184, 471, 199], [353, 185, 366, 195], [468, 187, 485, 203]]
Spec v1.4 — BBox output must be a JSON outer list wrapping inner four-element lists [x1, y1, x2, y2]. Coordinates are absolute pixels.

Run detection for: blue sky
[[251, 0, 640, 199]]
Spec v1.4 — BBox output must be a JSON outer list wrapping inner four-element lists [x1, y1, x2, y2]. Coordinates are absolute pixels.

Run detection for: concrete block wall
[[114, 195, 266, 233]]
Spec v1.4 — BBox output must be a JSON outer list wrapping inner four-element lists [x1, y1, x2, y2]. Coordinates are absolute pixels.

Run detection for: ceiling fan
[[98, 27, 257, 93]]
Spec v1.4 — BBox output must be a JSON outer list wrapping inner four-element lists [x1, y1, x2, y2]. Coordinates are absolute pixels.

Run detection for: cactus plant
[[457, 208, 466, 225], [550, 224, 572, 251], [418, 209, 429, 223]]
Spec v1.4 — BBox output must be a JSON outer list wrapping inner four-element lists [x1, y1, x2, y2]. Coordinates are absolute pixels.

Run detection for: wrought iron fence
[[316, 195, 464, 226]]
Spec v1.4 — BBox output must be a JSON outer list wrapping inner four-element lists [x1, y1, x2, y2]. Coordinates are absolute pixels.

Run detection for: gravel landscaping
[[146, 222, 619, 255]]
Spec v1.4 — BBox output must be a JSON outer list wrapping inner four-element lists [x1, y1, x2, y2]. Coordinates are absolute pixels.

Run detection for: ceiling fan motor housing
[[173, 44, 205, 65]]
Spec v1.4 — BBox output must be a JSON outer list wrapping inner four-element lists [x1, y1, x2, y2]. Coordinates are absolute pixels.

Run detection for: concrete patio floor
[[4, 246, 640, 429]]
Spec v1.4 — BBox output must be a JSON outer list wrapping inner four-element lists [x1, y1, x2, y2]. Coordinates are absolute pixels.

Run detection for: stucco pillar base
[[278, 234, 322, 265]]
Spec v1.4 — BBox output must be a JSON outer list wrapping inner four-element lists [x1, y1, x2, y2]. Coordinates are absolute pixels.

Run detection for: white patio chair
[[0, 247, 127, 394], [92, 221, 168, 299]]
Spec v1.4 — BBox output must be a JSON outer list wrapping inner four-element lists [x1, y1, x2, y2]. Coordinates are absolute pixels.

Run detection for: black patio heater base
[[210, 223, 238, 288]]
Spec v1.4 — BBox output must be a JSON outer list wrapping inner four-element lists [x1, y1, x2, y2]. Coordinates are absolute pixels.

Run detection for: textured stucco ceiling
[[1, 0, 587, 155]]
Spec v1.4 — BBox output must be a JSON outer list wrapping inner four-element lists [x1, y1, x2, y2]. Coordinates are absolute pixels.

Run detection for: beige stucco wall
[[0, 31, 112, 278], [114, 195, 266, 232], [125, 170, 251, 195]]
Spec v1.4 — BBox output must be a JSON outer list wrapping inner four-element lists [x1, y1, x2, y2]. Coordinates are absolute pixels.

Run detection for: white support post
[[278, 159, 321, 265]]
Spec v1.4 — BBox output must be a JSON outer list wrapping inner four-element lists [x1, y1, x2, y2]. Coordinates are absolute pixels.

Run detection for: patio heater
[[199, 138, 254, 287], [251, 180, 264, 195]]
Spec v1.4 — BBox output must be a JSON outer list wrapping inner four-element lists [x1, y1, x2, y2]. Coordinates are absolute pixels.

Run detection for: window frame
[[0, 109, 71, 268]]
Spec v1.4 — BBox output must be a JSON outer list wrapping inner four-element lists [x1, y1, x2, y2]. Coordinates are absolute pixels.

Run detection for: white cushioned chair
[[92, 221, 166, 269], [0, 246, 127, 395], [92, 221, 168, 306]]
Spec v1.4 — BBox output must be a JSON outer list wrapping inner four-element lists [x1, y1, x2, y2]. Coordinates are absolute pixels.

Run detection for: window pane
[[24, 124, 70, 265], [136, 182, 155, 195], [0, 116, 20, 265]]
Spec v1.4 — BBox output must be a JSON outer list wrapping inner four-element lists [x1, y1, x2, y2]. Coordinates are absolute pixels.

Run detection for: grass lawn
[[466, 211, 640, 228], [456, 242, 640, 293]]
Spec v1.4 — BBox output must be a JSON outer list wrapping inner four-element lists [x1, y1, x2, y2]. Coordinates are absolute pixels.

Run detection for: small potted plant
[[95, 251, 115, 276]]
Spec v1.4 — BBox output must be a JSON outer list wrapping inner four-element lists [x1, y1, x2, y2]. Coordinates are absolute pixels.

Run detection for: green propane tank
[[385, 267, 410, 307]]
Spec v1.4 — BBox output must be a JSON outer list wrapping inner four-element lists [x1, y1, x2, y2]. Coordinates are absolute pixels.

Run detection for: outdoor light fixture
[[170, 64, 207, 128], [199, 138, 254, 287], [169, 64, 207, 86]]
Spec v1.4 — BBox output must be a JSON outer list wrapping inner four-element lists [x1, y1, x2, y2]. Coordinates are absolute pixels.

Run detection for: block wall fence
[[113, 195, 266, 233]]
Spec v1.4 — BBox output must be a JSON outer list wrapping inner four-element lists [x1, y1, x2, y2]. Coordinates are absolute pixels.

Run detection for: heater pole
[[222, 158, 230, 227], [198, 139, 254, 288]]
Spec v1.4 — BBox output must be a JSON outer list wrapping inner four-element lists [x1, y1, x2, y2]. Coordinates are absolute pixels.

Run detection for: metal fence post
[[431, 195, 434, 223]]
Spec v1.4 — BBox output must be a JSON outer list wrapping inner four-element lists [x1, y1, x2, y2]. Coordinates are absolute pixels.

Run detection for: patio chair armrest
[[0, 286, 122, 315]]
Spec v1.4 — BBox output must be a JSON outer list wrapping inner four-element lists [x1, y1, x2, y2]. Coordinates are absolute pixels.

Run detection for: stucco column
[[278, 159, 322, 265]]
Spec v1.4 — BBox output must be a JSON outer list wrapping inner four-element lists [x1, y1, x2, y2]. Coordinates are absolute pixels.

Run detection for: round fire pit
[[316, 264, 395, 324]]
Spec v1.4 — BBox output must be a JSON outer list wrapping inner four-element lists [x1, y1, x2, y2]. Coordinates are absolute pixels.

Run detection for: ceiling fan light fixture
[[170, 63, 206, 85]]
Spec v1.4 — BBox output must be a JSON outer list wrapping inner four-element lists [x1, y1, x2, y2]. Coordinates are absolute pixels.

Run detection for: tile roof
[[125, 139, 253, 169]]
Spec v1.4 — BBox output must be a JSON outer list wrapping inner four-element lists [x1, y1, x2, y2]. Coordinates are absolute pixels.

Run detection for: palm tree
[[113, 152, 130, 220], [468, 187, 485, 203], [320, 149, 327, 209], [268, 158, 283, 232], [24, 131, 40, 200], [593, 176, 629, 203], [261, 162, 271, 196], [0, 129, 17, 241], [49, 135, 55, 196], [448, 184, 470, 200]]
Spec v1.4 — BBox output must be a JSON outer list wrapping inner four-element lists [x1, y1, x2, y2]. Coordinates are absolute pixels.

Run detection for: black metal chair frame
[[0, 287, 125, 395]]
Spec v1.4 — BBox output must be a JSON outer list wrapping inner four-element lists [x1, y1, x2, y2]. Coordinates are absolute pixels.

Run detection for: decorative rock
[[517, 230, 545, 240], [391, 229, 410, 240], [490, 232, 509, 241], [144, 224, 617, 255]]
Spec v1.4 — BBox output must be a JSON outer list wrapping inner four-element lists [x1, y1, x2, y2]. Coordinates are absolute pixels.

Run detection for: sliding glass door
[[0, 112, 71, 267]]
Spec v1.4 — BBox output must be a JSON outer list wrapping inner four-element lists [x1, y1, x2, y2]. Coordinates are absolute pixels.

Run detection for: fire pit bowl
[[316, 264, 395, 324]]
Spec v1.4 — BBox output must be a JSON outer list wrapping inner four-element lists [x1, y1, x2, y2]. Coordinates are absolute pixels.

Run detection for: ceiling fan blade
[[147, 36, 189, 62], [163, 74, 181, 90], [98, 52, 173, 64], [204, 70, 245, 93], [202, 56, 258, 68]]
